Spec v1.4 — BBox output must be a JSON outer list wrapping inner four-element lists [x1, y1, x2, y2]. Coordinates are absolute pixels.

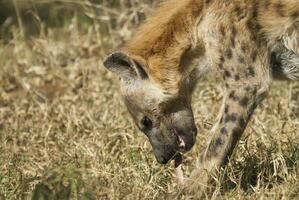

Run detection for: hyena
[[103, 0, 299, 189]]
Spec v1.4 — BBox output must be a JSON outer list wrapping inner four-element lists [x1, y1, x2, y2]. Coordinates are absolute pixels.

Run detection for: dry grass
[[0, 1, 299, 199]]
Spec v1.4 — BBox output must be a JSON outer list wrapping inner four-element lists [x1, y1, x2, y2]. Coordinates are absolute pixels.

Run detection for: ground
[[1, 2, 299, 199]]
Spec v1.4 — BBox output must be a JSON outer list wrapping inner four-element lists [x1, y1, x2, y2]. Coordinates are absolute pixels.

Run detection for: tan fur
[[259, 0, 299, 55], [125, 0, 204, 94]]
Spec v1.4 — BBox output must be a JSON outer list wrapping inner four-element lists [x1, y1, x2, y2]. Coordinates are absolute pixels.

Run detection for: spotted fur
[[104, 0, 299, 192]]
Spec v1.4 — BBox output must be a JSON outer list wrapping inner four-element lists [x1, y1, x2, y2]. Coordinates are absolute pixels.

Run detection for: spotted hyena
[[103, 0, 299, 189]]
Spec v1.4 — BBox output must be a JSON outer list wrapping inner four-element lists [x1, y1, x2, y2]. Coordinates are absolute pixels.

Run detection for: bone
[[174, 153, 185, 188]]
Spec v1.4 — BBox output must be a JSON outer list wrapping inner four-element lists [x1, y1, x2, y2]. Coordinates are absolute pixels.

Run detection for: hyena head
[[104, 52, 197, 164]]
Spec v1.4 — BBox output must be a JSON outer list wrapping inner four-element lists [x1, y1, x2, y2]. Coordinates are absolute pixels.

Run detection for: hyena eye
[[141, 116, 153, 130]]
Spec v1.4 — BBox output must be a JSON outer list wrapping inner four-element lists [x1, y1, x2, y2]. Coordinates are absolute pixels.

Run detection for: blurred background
[[0, 0, 156, 49]]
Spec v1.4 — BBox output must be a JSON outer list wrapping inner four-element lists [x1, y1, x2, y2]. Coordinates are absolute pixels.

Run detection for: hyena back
[[104, 0, 299, 188]]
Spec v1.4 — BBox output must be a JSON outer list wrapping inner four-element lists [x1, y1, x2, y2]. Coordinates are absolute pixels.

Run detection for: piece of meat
[[174, 153, 185, 188]]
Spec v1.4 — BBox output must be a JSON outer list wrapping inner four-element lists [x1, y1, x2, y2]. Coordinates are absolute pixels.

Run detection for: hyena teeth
[[178, 136, 186, 150], [171, 127, 186, 151]]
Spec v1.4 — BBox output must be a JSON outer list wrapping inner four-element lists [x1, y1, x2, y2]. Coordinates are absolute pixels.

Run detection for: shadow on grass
[[31, 165, 99, 200], [221, 142, 299, 193]]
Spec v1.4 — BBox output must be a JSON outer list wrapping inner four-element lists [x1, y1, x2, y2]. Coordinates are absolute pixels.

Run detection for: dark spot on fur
[[225, 105, 229, 113], [239, 97, 249, 107], [215, 137, 223, 146], [231, 26, 237, 37], [225, 48, 233, 59], [224, 70, 231, 77], [252, 4, 258, 19], [248, 67, 255, 77], [246, 19, 260, 43], [234, 5, 246, 21], [238, 56, 245, 64], [263, 0, 270, 8], [220, 56, 225, 63], [208, 141, 219, 156], [245, 86, 252, 92], [225, 113, 237, 122], [229, 91, 235, 99], [229, 91, 239, 101], [235, 74, 240, 81], [230, 36, 236, 48], [234, 5, 241, 15], [246, 20, 254, 31], [253, 88, 257, 95], [221, 126, 243, 165], [241, 42, 248, 53], [205, 0, 212, 4], [220, 25, 226, 36], [291, 11, 299, 19], [220, 127, 228, 134], [274, 1, 285, 17], [251, 51, 258, 62], [245, 86, 258, 96]]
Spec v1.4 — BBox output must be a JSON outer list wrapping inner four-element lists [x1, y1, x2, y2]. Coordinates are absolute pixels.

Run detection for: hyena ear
[[103, 52, 148, 80]]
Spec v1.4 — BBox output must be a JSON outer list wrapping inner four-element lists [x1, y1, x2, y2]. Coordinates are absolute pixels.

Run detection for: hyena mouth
[[170, 127, 187, 152]]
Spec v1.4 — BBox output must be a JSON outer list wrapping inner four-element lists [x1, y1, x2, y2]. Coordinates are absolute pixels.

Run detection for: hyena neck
[[125, 0, 205, 95]]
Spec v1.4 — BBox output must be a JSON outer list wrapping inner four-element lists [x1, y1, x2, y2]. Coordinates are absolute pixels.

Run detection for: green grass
[[0, 1, 299, 199]]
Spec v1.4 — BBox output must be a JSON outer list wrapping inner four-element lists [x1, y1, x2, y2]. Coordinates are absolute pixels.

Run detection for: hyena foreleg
[[186, 82, 269, 193]]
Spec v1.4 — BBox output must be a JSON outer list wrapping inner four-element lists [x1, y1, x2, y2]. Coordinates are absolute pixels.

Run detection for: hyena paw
[[183, 167, 215, 196]]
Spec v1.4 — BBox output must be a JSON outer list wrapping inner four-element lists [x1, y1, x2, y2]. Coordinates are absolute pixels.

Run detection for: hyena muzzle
[[104, 52, 198, 164]]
